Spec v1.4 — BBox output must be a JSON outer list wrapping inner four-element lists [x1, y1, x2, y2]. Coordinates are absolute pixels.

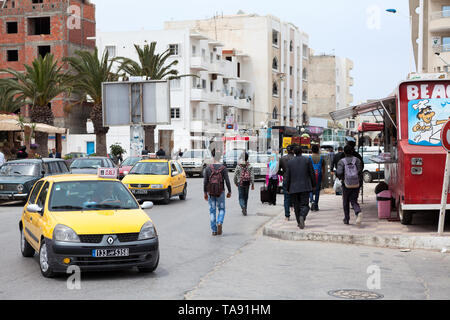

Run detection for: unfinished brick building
[[0, 0, 96, 135]]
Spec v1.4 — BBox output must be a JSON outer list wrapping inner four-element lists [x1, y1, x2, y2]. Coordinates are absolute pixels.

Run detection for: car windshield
[[70, 159, 103, 169], [182, 151, 205, 159], [49, 181, 139, 211], [0, 163, 39, 176], [121, 157, 141, 167], [129, 162, 169, 175]]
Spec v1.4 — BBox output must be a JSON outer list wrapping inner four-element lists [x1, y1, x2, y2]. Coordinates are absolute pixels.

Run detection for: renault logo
[[107, 236, 115, 245]]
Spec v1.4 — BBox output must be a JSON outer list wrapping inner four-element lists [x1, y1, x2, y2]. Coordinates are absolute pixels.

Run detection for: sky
[[91, 0, 413, 105]]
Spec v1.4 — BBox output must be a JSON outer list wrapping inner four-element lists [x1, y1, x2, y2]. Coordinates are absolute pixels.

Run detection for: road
[[0, 175, 449, 300]]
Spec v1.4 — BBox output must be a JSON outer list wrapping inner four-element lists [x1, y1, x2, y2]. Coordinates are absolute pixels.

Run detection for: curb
[[263, 214, 450, 252]]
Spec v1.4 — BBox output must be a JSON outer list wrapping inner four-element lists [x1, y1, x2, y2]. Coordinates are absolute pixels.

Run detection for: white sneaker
[[356, 213, 363, 226]]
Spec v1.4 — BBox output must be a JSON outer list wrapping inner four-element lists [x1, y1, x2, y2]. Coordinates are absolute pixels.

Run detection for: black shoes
[[298, 216, 305, 229], [343, 218, 349, 225], [242, 208, 247, 216]]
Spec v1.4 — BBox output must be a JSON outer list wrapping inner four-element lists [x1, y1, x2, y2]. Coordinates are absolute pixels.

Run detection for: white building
[[165, 13, 310, 128]]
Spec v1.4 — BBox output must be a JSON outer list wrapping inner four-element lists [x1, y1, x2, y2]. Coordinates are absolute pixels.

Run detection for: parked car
[[69, 157, 116, 175], [248, 153, 270, 181], [179, 149, 212, 177], [222, 149, 246, 171], [118, 156, 150, 180], [0, 159, 69, 202], [362, 155, 385, 183], [65, 152, 87, 159]]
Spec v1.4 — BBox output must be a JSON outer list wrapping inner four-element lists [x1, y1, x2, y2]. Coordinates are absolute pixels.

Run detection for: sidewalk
[[262, 184, 450, 251]]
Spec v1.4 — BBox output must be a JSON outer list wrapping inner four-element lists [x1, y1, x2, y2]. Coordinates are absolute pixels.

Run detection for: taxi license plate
[[92, 249, 129, 257], [132, 189, 148, 195]]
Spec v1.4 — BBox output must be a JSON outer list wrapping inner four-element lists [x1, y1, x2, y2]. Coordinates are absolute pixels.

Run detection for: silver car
[[179, 149, 212, 177]]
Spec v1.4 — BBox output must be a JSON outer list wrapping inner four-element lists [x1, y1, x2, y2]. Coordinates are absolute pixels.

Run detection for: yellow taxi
[[122, 158, 187, 205], [19, 173, 159, 278]]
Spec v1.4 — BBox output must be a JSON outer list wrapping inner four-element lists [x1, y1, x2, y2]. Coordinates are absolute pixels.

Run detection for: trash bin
[[376, 190, 392, 219]]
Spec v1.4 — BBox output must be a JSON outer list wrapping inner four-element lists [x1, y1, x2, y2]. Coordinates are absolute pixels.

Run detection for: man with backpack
[[234, 152, 255, 216], [204, 149, 232, 236], [337, 145, 363, 226]]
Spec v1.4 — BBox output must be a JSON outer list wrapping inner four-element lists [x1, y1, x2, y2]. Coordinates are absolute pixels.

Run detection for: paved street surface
[[0, 175, 449, 300]]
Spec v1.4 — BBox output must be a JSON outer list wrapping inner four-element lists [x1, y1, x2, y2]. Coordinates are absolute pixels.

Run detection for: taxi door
[[22, 180, 45, 249], [29, 182, 50, 248], [170, 161, 183, 194]]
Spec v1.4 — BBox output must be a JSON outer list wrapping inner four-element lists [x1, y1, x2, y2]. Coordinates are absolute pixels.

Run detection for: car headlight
[[123, 171, 129, 175], [138, 221, 157, 240], [17, 184, 24, 193], [53, 224, 80, 243], [150, 184, 164, 189]]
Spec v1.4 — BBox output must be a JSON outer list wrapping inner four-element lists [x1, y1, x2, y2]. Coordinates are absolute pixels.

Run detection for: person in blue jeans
[[204, 149, 232, 236], [234, 152, 255, 216], [309, 144, 325, 211]]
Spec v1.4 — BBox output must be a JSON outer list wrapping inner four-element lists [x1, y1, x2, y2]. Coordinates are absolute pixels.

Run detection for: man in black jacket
[[278, 145, 295, 221], [285, 146, 316, 229]]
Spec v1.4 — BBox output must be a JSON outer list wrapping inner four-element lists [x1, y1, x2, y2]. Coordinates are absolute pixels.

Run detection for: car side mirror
[[172, 171, 178, 177], [141, 201, 153, 210], [27, 204, 43, 214]]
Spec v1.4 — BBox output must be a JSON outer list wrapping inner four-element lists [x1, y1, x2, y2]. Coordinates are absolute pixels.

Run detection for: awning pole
[[380, 100, 397, 131]]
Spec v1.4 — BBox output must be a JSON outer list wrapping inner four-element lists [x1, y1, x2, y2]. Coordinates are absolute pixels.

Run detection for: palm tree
[[116, 42, 194, 152], [0, 54, 72, 156], [64, 48, 119, 156], [0, 86, 25, 114]]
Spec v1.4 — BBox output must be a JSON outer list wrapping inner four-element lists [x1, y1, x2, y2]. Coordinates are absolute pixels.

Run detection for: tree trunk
[[30, 104, 54, 158], [90, 103, 109, 156], [144, 125, 156, 153]]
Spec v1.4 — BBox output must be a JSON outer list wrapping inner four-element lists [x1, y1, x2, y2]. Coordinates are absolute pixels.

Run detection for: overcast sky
[[91, 0, 413, 104]]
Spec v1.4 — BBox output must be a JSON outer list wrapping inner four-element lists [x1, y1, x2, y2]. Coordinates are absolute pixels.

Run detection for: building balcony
[[208, 61, 225, 75], [430, 11, 450, 32], [223, 95, 238, 107], [238, 98, 251, 110], [223, 60, 238, 79], [190, 56, 209, 71], [191, 88, 209, 101]]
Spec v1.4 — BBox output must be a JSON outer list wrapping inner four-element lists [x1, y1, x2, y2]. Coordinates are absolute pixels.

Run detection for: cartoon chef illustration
[[412, 100, 449, 144]]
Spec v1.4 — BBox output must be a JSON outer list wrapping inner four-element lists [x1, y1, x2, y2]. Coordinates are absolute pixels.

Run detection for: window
[[7, 50, 18, 62], [272, 57, 278, 70], [272, 82, 278, 96], [170, 78, 181, 89], [443, 37, 450, 52], [303, 68, 307, 80], [36, 182, 50, 209], [272, 107, 278, 120], [289, 66, 293, 75], [28, 181, 44, 205], [289, 41, 293, 52], [28, 17, 51, 35], [290, 89, 293, 99], [170, 163, 178, 176], [57, 161, 69, 173], [302, 44, 308, 58], [202, 79, 206, 89], [192, 45, 196, 55], [171, 108, 181, 119], [38, 45, 51, 58], [443, 6, 450, 17], [105, 45, 116, 58], [272, 30, 279, 46], [169, 44, 179, 56], [32, 0, 44, 3], [6, 21, 18, 34], [303, 90, 308, 102], [48, 162, 60, 174]]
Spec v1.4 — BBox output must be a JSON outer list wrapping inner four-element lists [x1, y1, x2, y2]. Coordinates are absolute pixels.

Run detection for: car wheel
[[399, 203, 413, 225], [179, 185, 187, 200], [363, 171, 373, 184], [138, 252, 159, 273], [199, 166, 206, 178], [162, 189, 171, 205], [39, 239, 55, 278], [20, 228, 35, 258]]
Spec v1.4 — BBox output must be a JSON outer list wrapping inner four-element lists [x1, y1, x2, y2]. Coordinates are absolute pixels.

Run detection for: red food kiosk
[[331, 79, 450, 225]]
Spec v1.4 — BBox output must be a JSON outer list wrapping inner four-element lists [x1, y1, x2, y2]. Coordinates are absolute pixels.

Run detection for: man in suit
[[285, 146, 316, 229]]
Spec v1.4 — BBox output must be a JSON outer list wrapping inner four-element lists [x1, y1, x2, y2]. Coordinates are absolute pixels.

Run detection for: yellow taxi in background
[[122, 158, 187, 205], [19, 174, 159, 278]]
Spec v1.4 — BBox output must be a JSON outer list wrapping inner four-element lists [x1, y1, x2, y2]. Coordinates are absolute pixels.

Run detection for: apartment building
[[95, 28, 254, 154], [164, 13, 310, 129], [410, 0, 450, 73], [0, 0, 96, 137], [308, 54, 354, 122]]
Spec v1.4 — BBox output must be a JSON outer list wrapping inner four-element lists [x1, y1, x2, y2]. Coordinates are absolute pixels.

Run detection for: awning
[[0, 119, 66, 134], [358, 123, 384, 132], [330, 96, 396, 121]]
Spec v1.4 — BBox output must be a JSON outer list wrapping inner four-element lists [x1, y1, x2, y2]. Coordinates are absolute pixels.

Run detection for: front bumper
[[182, 166, 203, 174], [130, 188, 169, 201], [0, 192, 28, 201], [46, 236, 159, 272]]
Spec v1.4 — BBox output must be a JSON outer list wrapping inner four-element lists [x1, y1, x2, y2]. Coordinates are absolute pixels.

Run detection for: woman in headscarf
[[265, 153, 279, 205]]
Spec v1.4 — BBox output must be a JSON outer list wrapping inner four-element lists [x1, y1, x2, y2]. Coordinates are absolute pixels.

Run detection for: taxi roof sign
[[97, 168, 118, 179]]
